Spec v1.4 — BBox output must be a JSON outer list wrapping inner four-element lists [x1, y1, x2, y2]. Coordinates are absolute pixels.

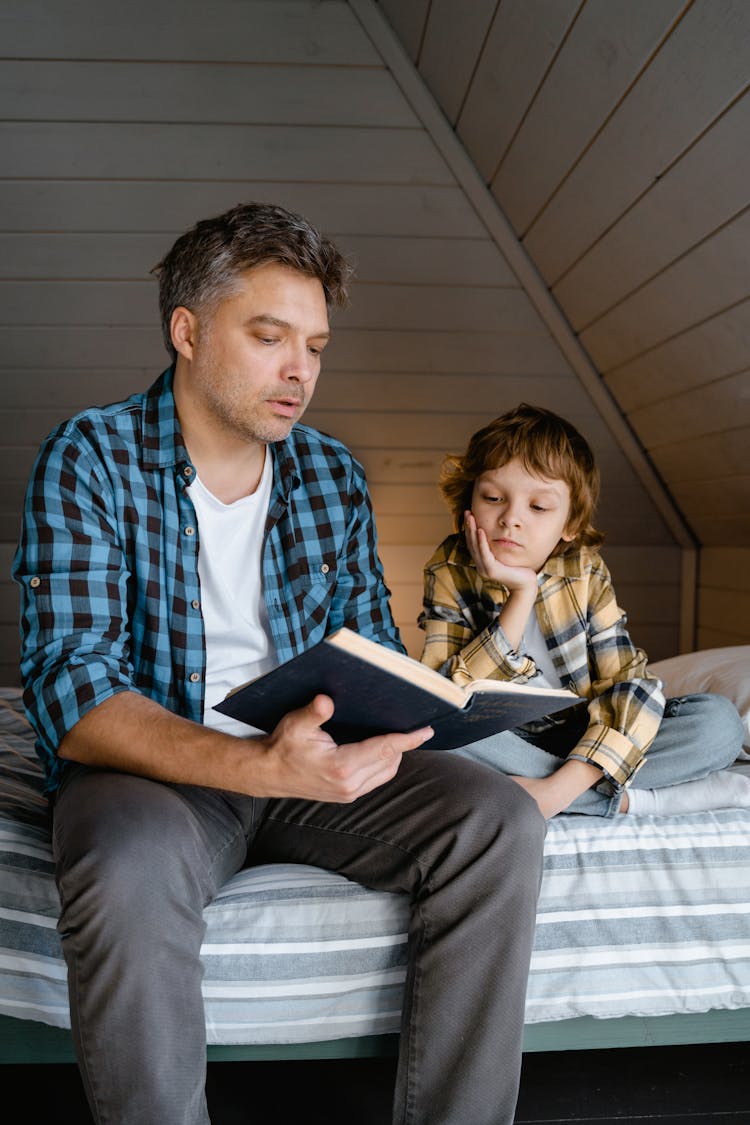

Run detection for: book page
[[328, 629, 577, 707], [327, 628, 467, 705], [465, 678, 578, 701]]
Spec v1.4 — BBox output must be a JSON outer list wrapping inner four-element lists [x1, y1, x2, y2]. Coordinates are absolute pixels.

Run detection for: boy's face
[[470, 457, 575, 573]]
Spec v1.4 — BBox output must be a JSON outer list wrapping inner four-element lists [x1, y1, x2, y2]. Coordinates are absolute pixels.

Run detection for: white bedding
[[2, 685, 750, 1044]]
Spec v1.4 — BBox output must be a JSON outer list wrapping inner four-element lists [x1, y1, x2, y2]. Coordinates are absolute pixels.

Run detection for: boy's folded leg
[[626, 769, 750, 816]]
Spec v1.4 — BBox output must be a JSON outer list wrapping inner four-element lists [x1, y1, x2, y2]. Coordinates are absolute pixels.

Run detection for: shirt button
[[29, 576, 41, 588], [189, 672, 201, 683], [184, 526, 195, 536], [183, 465, 194, 478], [191, 599, 200, 610], [321, 563, 330, 574]]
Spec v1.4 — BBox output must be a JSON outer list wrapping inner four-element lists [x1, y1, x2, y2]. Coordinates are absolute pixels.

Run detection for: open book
[[214, 627, 581, 751]]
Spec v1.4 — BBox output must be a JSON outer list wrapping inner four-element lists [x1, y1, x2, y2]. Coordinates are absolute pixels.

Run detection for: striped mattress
[[2, 687, 750, 1045]]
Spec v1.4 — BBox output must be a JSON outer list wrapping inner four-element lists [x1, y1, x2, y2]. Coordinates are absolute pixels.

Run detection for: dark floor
[[5, 1041, 750, 1123]]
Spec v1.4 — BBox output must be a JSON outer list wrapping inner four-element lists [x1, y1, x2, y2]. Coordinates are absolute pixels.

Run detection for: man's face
[[175, 261, 331, 447]]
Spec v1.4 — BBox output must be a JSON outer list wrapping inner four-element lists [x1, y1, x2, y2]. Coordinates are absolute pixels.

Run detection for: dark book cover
[[214, 631, 580, 751]]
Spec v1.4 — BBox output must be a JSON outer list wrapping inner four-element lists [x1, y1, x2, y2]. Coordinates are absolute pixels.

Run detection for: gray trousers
[[53, 749, 546, 1125]]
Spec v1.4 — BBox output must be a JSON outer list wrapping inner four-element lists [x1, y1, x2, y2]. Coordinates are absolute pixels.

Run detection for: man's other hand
[[256, 694, 433, 802]]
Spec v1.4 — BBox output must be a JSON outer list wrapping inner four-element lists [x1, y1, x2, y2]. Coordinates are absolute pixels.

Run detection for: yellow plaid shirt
[[419, 534, 666, 787]]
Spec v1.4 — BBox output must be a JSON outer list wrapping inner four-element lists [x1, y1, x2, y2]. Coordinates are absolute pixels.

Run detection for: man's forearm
[[58, 688, 433, 804], [58, 690, 265, 793]]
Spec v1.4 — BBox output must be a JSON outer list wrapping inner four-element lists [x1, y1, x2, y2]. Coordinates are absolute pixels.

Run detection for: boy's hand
[[464, 511, 537, 592], [509, 775, 572, 819], [255, 694, 434, 803], [509, 759, 604, 819]]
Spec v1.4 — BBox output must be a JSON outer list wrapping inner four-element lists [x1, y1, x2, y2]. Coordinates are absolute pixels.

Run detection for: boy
[[420, 403, 745, 818]]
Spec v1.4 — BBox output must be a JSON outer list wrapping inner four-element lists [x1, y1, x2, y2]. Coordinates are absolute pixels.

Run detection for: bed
[[2, 647, 750, 1066]]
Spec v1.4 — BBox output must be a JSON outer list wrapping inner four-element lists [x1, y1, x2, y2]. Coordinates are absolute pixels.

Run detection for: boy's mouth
[[495, 537, 521, 549]]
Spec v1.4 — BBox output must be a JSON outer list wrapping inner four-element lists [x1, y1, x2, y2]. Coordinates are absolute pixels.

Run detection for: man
[[13, 202, 545, 1125]]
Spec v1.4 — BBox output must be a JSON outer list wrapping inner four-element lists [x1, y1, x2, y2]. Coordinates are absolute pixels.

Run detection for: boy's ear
[[561, 518, 578, 544], [170, 306, 198, 361]]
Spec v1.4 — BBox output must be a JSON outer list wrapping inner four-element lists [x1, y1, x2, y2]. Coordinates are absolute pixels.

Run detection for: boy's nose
[[500, 506, 522, 527]]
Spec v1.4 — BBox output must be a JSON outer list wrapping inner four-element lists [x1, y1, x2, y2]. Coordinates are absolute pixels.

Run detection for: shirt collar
[[539, 550, 586, 579], [139, 365, 301, 498], [140, 366, 189, 471], [269, 433, 301, 500]]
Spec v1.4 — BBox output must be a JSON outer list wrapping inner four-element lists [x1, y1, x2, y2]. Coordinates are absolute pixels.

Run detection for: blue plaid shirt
[[13, 368, 401, 792]]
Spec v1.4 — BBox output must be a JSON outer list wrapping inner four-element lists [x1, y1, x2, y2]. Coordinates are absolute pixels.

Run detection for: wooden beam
[[350, 0, 698, 649]]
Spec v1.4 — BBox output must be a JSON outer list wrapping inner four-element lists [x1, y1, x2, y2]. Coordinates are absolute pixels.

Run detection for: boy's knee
[[707, 692, 746, 763], [698, 690, 742, 743], [668, 692, 745, 771]]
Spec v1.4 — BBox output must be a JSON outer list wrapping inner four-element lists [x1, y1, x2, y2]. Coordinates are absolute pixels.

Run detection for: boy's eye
[[530, 504, 548, 512]]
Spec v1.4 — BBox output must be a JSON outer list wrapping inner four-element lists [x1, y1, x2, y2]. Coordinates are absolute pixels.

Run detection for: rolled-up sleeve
[[420, 561, 537, 685], [568, 560, 665, 787], [13, 428, 138, 784]]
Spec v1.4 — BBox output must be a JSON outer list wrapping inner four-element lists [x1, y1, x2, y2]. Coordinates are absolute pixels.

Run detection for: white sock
[[626, 769, 750, 816]]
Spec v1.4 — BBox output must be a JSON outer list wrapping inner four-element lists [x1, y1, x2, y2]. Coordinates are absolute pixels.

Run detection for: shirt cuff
[[568, 722, 648, 788]]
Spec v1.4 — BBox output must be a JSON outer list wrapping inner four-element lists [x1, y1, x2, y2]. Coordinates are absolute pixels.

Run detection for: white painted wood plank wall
[[0, 0, 681, 687], [379, 0, 750, 649]]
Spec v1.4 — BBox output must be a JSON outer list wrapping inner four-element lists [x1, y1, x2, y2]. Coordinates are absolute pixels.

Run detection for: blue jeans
[[451, 693, 744, 817]]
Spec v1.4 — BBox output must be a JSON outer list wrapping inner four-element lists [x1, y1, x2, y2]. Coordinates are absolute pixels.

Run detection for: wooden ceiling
[[375, 0, 750, 548]]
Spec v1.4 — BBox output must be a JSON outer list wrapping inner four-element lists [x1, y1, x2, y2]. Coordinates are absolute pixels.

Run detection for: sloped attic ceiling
[[373, 0, 750, 552]]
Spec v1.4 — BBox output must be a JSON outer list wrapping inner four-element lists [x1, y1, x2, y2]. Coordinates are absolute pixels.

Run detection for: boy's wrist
[[551, 758, 603, 804]]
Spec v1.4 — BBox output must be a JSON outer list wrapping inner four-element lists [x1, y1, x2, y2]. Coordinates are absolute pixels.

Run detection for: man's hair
[[151, 201, 354, 361], [439, 402, 604, 554]]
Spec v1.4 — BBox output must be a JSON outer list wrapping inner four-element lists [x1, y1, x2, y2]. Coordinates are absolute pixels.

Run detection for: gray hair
[[151, 202, 354, 361]]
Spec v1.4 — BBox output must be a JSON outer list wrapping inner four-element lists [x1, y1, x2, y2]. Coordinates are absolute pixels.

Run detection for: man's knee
[[423, 752, 547, 874]]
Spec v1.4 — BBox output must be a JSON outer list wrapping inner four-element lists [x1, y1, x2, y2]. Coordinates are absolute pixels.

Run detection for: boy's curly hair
[[440, 403, 604, 555]]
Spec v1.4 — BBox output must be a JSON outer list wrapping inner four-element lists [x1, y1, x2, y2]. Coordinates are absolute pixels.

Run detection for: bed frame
[[3, 678, 750, 1070], [4, 1007, 750, 1066]]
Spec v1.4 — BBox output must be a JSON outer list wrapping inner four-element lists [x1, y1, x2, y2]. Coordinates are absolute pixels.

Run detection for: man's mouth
[[267, 395, 303, 418]]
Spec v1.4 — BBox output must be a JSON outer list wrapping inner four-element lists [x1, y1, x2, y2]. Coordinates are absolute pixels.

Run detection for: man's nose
[[283, 342, 317, 383]]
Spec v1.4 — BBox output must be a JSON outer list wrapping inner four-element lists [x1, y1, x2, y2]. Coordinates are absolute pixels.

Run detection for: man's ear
[[170, 307, 197, 361]]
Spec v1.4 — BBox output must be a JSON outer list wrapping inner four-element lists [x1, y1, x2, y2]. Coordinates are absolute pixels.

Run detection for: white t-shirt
[[522, 610, 563, 690], [189, 453, 276, 737]]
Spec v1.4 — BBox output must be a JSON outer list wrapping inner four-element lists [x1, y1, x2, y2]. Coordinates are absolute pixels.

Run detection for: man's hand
[[255, 694, 434, 803], [59, 690, 432, 803]]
